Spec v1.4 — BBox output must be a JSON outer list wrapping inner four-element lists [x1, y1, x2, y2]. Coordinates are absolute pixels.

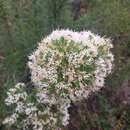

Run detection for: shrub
[[3, 30, 114, 130]]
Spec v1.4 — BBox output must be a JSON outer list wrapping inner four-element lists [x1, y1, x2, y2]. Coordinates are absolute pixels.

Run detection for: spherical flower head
[[28, 29, 114, 101]]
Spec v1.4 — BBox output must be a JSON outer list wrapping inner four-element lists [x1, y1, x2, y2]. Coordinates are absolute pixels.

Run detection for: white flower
[[3, 113, 18, 125], [15, 102, 25, 113]]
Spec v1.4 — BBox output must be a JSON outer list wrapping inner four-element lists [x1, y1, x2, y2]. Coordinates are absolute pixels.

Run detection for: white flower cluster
[[3, 83, 70, 130], [3, 83, 37, 129], [3, 30, 114, 130], [28, 30, 113, 101]]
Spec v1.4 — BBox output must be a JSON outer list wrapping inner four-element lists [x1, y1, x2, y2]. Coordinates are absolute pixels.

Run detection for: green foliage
[[71, 0, 130, 37], [0, 0, 71, 77], [47, 0, 71, 28]]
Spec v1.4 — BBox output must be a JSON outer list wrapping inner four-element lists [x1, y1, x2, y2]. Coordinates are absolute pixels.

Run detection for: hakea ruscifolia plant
[[3, 30, 114, 130]]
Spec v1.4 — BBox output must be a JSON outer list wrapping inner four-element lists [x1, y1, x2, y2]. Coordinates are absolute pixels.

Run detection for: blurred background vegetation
[[0, 0, 130, 130]]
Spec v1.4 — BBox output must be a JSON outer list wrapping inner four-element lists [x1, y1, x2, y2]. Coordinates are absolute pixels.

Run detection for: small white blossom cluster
[[3, 83, 37, 129], [3, 83, 70, 130], [3, 30, 114, 130]]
